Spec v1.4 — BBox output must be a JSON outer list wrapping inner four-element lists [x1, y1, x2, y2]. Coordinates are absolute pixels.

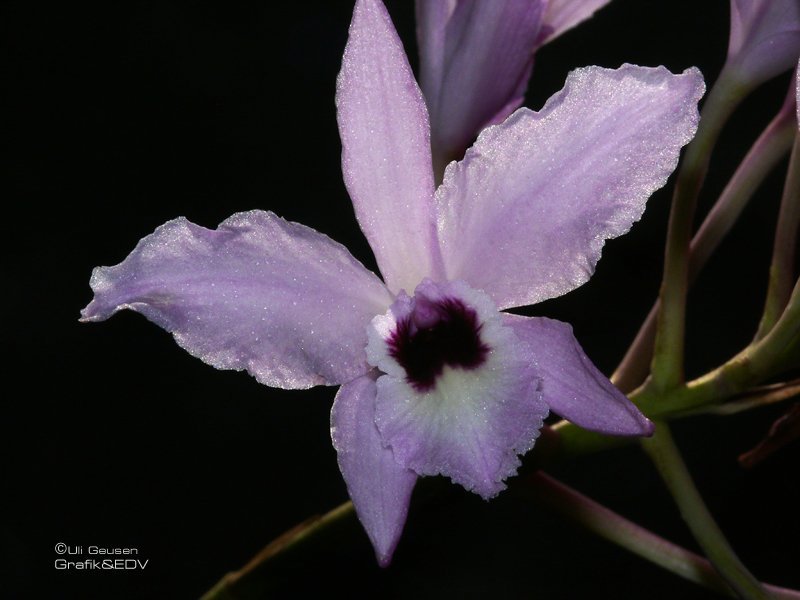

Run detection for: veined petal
[[337, 0, 443, 293], [505, 314, 653, 436], [81, 210, 392, 389], [331, 372, 417, 567], [417, 0, 545, 172], [727, 0, 800, 86], [368, 280, 549, 498], [436, 64, 705, 310], [537, 0, 611, 47]]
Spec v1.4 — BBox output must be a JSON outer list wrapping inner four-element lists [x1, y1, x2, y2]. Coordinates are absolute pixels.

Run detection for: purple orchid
[[726, 0, 800, 86], [81, 0, 704, 566], [416, 0, 611, 175]]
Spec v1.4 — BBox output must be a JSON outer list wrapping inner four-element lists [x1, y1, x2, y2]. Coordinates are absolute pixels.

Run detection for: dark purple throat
[[387, 298, 490, 392]]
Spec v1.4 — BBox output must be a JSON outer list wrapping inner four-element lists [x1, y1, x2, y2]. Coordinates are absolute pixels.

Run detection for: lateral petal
[[337, 0, 443, 293], [436, 64, 704, 309], [331, 372, 417, 567], [505, 314, 653, 436], [81, 210, 392, 389]]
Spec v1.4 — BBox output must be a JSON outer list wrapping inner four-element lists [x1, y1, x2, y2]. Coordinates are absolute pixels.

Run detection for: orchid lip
[[387, 295, 490, 392]]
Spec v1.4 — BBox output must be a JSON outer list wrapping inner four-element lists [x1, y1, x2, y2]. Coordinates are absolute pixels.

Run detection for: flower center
[[387, 295, 490, 391]]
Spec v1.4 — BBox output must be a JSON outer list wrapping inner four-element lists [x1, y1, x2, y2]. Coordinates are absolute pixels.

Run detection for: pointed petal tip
[[473, 479, 507, 501], [369, 525, 405, 569], [375, 547, 395, 568], [80, 264, 125, 323], [78, 295, 114, 323], [504, 315, 655, 438], [349, 0, 384, 30], [615, 414, 656, 438], [331, 375, 416, 571], [681, 66, 707, 114], [78, 304, 97, 323]]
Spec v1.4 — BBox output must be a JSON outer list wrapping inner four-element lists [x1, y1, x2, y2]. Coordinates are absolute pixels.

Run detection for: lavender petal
[[337, 0, 443, 293], [81, 210, 392, 389], [436, 64, 705, 310], [505, 314, 654, 436], [331, 372, 417, 567]]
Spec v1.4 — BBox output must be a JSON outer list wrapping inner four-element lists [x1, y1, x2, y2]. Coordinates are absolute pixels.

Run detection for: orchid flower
[[416, 0, 611, 175], [81, 0, 704, 566], [726, 0, 800, 87]]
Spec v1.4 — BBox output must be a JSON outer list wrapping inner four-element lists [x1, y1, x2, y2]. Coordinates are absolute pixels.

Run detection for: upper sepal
[[337, 0, 443, 293]]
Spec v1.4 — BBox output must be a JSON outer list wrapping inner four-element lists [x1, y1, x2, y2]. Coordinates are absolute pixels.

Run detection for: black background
[[6, 0, 799, 598]]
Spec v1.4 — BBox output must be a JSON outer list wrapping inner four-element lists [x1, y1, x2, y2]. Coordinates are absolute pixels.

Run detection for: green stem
[[641, 424, 771, 599], [207, 466, 800, 600], [528, 472, 800, 599], [756, 133, 800, 340], [739, 403, 800, 468], [613, 99, 797, 393], [685, 379, 800, 416], [202, 502, 355, 600], [651, 71, 751, 390], [555, 297, 800, 434], [647, 278, 800, 417]]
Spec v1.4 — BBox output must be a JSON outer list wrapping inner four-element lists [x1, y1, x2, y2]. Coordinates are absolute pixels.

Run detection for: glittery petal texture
[[796, 59, 800, 126], [416, 0, 545, 170], [727, 0, 800, 85], [538, 0, 611, 47], [81, 210, 393, 389], [371, 280, 549, 499], [331, 372, 417, 567], [336, 0, 443, 293], [505, 314, 654, 436], [436, 64, 705, 310]]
